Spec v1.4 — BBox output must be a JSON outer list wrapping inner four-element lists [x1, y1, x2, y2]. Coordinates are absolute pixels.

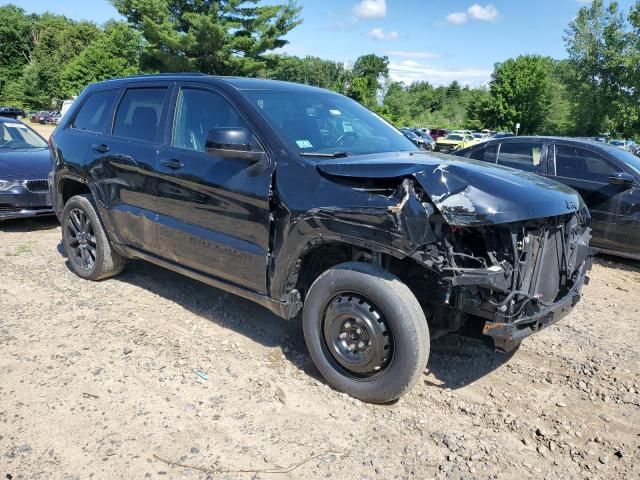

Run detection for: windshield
[[241, 89, 417, 157], [0, 121, 47, 149], [608, 140, 625, 146], [604, 146, 640, 176], [446, 134, 465, 141]]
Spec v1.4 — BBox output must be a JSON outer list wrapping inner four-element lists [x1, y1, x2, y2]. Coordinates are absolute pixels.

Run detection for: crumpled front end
[[305, 155, 593, 349], [410, 209, 592, 351]]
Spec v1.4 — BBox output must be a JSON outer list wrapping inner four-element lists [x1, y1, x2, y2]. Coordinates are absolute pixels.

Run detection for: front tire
[[302, 262, 429, 404], [61, 194, 125, 281]]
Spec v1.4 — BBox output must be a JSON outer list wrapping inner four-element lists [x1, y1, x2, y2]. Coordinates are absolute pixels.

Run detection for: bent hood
[[316, 152, 585, 226], [0, 148, 51, 179]]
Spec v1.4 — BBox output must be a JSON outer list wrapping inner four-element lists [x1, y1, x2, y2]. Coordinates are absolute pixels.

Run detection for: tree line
[[0, 0, 639, 138]]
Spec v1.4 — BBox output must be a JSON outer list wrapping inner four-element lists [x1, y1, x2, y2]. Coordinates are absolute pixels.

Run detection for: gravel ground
[[28, 122, 55, 139], [1, 213, 640, 478]]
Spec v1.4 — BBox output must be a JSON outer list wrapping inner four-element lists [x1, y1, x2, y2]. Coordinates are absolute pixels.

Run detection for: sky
[[7, 0, 638, 86]]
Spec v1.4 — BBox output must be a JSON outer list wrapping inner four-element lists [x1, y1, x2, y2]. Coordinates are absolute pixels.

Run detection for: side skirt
[[117, 244, 289, 319]]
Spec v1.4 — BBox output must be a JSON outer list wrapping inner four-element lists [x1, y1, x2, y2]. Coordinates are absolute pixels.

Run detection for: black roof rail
[[101, 72, 209, 82]]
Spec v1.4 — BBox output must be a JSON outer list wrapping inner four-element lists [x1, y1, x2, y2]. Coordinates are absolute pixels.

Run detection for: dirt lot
[[1, 213, 639, 479], [28, 123, 55, 139]]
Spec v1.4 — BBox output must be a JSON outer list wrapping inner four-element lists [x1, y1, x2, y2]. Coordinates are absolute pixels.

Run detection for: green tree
[[111, 0, 301, 76], [347, 54, 388, 108], [483, 55, 556, 134], [17, 14, 100, 108], [564, 0, 630, 136], [0, 5, 33, 101], [60, 21, 143, 97], [381, 81, 410, 125], [265, 55, 351, 92]]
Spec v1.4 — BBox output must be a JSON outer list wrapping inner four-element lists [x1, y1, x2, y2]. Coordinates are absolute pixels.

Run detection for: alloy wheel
[[66, 208, 97, 271]]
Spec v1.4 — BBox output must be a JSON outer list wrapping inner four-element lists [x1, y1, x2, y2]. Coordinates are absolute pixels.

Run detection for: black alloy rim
[[66, 208, 97, 271], [322, 293, 393, 377]]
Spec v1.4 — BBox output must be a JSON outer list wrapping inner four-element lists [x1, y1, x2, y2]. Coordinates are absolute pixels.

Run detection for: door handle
[[91, 143, 110, 153], [160, 159, 184, 170]]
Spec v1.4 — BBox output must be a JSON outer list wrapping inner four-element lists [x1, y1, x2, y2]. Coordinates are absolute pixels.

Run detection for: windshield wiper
[[299, 151, 350, 158]]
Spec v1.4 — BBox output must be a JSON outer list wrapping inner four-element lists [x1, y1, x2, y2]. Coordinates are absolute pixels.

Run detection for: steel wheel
[[322, 293, 393, 377], [66, 207, 97, 271]]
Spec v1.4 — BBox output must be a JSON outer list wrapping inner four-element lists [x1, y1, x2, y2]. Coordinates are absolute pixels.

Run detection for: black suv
[[455, 137, 640, 261], [50, 74, 592, 403]]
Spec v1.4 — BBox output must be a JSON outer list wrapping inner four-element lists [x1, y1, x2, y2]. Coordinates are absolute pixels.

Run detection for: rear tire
[[61, 194, 125, 281], [302, 262, 429, 404]]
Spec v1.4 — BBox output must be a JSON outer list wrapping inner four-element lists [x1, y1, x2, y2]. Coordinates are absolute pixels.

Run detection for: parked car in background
[[0, 117, 53, 220], [31, 111, 50, 124], [578, 137, 607, 143], [400, 128, 428, 150], [492, 131, 515, 139], [30, 111, 44, 122], [429, 128, 449, 141], [0, 107, 25, 119], [411, 129, 436, 150], [434, 133, 477, 153], [607, 139, 629, 150], [452, 129, 473, 136], [43, 111, 60, 124], [50, 74, 591, 403], [473, 132, 490, 142], [456, 136, 640, 260], [51, 113, 63, 125]]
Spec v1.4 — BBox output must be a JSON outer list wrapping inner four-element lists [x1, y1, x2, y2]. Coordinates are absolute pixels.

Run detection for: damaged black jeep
[[51, 75, 592, 403]]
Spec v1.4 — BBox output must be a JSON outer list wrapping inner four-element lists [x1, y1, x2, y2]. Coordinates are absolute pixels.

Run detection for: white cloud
[[368, 27, 398, 41], [468, 4, 498, 21], [446, 12, 469, 25], [386, 50, 441, 59], [353, 0, 387, 20], [389, 60, 492, 87], [446, 4, 499, 25]]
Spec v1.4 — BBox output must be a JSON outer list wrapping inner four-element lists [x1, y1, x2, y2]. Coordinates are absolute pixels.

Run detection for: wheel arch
[[270, 231, 410, 318], [55, 175, 92, 214], [55, 174, 123, 254]]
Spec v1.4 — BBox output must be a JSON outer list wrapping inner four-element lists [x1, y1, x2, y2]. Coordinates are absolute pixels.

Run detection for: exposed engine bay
[[403, 211, 591, 349]]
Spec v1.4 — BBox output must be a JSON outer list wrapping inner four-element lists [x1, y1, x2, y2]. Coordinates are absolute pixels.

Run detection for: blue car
[[0, 117, 54, 220]]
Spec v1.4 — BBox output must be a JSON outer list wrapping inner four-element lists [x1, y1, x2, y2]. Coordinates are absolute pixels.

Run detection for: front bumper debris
[[483, 258, 592, 352]]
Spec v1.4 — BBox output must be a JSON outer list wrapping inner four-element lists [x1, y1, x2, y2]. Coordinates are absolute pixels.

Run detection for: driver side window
[[172, 88, 252, 152]]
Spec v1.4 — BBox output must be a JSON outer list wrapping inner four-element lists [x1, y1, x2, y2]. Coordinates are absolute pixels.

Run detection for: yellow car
[[434, 133, 478, 154]]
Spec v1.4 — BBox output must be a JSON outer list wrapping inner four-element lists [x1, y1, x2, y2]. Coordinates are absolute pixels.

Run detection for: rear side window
[[497, 142, 544, 172], [555, 145, 617, 182], [468, 144, 497, 163], [113, 88, 167, 142], [72, 89, 119, 133]]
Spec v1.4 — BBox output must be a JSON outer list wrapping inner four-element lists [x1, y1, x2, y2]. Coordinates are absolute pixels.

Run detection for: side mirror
[[205, 128, 264, 162], [608, 172, 635, 187]]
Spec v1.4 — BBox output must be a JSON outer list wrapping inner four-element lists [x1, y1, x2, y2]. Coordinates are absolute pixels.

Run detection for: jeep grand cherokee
[[50, 74, 592, 403]]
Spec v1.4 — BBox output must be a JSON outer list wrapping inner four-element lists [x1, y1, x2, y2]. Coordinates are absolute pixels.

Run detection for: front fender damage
[[299, 177, 437, 256]]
